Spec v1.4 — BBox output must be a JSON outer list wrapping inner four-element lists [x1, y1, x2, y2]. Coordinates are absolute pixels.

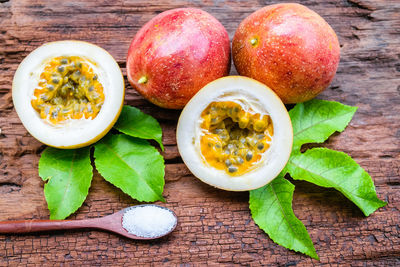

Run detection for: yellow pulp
[[31, 56, 105, 124], [200, 101, 274, 176]]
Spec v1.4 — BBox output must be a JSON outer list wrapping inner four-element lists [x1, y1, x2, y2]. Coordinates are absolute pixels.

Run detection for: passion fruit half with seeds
[[12, 41, 124, 148], [177, 76, 292, 191]]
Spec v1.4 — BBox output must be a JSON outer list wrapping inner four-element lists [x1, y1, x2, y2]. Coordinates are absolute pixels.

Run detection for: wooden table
[[0, 0, 399, 265]]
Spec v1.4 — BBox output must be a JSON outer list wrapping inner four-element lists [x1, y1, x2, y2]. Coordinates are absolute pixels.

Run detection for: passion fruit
[[12, 40, 125, 149], [232, 3, 340, 104], [177, 76, 293, 191], [127, 8, 231, 109]]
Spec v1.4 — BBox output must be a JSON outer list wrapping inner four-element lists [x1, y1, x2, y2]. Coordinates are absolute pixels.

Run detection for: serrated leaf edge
[[41, 148, 93, 220], [94, 138, 165, 202], [291, 100, 358, 150], [250, 177, 319, 260], [287, 147, 387, 216], [117, 127, 164, 151], [114, 105, 164, 151]]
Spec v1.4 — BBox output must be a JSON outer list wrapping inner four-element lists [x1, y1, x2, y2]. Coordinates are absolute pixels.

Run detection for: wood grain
[[0, 0, 399, 265]]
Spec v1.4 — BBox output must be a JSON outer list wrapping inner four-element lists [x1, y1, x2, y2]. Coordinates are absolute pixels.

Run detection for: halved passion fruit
[[12, 41, 125, 148], [177, 76, 292, 191]]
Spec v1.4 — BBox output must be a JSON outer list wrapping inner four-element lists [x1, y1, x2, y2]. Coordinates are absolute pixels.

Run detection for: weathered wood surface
[[0, 0, 399, 265]]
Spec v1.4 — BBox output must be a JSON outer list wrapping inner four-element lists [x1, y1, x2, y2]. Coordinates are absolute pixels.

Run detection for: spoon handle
[[0, 218, 101, 234]]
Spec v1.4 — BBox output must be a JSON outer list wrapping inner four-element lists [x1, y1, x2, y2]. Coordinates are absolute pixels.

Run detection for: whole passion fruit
[[12, 40, 125, 149], [232, 3, 340, 104], [177, 76, 293, 191], [127, 8, 231, 109]]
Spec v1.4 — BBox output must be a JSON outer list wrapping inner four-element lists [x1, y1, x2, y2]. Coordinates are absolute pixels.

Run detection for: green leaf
[[248, 99, 384, 258], [290, 99, 357, 151], [39, 147, 93, 220], [286, 148, 387, 216], [94, 134, 165, 202], [114, 105, 164, 151], [250, 174, 319, 260]]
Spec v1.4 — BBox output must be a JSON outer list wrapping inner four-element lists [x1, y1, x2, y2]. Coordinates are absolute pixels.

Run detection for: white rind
[[12, 40, 125, 148], [177, 76, 293, 191]]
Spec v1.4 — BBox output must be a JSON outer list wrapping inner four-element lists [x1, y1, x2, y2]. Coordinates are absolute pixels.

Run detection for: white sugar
[[122, 205, 177, 238]]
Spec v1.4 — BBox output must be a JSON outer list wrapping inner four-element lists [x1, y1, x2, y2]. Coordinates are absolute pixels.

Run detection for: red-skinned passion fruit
[[177, 76, 293, 191], [12, 41, 125, 149], [232, 3, 340, 104], [127, 8, 231, 109]]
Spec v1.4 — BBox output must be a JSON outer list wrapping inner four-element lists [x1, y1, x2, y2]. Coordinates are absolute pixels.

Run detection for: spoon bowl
[[0, 204, 178, 240]]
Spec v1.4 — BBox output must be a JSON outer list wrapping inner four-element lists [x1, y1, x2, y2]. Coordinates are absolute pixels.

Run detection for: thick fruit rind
[[177, 76, 293, 191], [12, 40, 125, 149]]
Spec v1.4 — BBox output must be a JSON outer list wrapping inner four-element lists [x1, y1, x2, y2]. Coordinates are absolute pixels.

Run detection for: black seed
[[88, 86, 94, 92], [237, 157, 244, 164], [60, 58, 68, 64], [52, 78, 59, 84], [225, 159, 232, 167], [257, 134, 265, 140], [77, 62, 82, 68], [208, 142, 213, 147], [57, 66, 65, 72], [228, 166, 238, 173], [215, 143, 221, 148], [93, 75, 98, 80], [47, 85, 54, 91], [246, 137, 255, 146], [246, 151, 253, 161], [257, 143, 264, 150], [41, 94, 48, 100], [240, 137, 246, 144], [51, 110, 58, 118]]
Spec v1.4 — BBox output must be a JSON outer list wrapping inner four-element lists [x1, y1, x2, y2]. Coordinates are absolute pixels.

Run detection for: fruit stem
[[250, 37, 259, 47], [138, 76, 148, 84]]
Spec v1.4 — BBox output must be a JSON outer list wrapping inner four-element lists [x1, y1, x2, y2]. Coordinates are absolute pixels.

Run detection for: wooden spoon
[[0, 204, 178, 240]]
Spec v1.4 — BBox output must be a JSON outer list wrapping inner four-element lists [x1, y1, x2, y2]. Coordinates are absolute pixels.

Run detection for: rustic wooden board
[[0, 0, 399, 265]]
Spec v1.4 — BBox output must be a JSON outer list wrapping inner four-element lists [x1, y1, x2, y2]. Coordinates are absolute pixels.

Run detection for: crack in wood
[[0, 182, 22, 193], [0, 182, 21, 186], [346, 0, 374, 11]]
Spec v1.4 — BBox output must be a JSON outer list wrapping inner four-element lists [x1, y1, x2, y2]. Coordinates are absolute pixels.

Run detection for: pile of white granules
[[122, 205, 177, 238]]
